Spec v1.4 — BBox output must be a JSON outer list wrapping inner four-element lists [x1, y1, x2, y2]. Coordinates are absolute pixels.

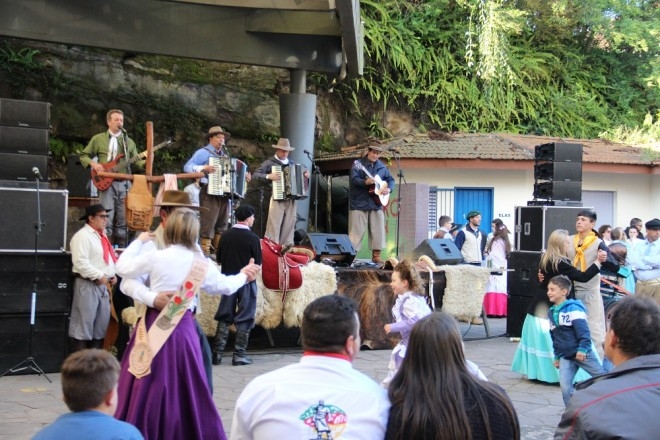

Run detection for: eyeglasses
[[96, 214, 110, 219]]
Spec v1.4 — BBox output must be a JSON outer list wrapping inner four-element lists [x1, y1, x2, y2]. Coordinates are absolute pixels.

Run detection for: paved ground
[[0, 318, 564, 439]]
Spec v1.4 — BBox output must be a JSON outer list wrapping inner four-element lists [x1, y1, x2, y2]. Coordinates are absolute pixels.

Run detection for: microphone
[[303, 150, 314, 159], [32, 167, 43, 180]]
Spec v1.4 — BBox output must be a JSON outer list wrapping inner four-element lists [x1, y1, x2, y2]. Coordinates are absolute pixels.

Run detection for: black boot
[[232, 330, 252, 366], [212, 322, 230, 365], [69, 338, 87, 353]]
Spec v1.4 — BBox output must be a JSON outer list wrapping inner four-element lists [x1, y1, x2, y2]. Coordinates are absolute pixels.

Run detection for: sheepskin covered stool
[[197, 261, 337, 337], [439, 264, 491, 322]]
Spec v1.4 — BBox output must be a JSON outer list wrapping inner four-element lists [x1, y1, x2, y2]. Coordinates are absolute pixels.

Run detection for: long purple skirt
[[116, 308, 226, 440]]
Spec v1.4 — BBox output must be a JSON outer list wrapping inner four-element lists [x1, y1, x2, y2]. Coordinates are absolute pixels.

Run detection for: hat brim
[[271, 144, 295, 151], [79, 208, 113, 221], [155, 202, 204, 211], [206, 131, 231, 141]]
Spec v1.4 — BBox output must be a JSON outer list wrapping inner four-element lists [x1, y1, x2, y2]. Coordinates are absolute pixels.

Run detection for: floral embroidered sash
[[128, 257, 208, 379]]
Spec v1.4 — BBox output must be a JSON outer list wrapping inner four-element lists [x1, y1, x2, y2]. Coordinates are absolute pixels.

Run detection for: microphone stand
[[305, 151, 321, 232], [390, 149, 406, 259], [1, 173, 51, 382], [223, 144, 236, 227], [121, 130, 131, 249]]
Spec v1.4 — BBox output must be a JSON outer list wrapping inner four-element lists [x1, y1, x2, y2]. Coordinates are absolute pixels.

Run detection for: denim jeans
[[559, 351, 605, 405]]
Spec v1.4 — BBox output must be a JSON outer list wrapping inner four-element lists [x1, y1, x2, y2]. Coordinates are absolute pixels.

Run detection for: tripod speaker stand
[[0, 170, 52, 382]]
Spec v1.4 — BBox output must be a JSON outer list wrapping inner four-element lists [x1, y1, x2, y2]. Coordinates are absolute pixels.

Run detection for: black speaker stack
[[530, 142, 583, 207], [0, 99, 70, 375], [0, 98, 51, 184]]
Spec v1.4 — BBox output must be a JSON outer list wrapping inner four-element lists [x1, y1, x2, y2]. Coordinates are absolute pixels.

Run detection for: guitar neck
[[111, 139, 171, 171], [354, 161, 374, 180]]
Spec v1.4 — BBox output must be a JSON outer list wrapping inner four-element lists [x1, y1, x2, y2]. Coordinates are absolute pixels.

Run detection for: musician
[[184, 126, 243, 257], [253, 138, 309, 245], [349, 146, 394, 263], [79, 109, 144, 246]]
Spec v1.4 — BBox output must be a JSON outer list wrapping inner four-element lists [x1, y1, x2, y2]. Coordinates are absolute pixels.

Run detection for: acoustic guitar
[[353, 160, 390, 207], [91, 139, 173, 191]]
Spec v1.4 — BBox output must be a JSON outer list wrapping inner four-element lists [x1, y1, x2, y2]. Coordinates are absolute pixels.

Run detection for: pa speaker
[[507, 251, 542, 298], [0, 253, 72, 314], [507, 295, 533, 338], [412, 239, 462, 265], [66, 154, 94, 198], [0, 188, 68, 252], [533, 181, 581, 201], [0, 126, 49, 155], [0, 313, 68, 374], [301, 233, 356, 266], [534, 142, 583, 162], [534, 162, 582, 182], [0, 98, 50, 129], [0, 153, 48, 182]]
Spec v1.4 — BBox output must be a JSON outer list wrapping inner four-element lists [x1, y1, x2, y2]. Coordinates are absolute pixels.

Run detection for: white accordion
[[272, 164, 308, 200], [207, 156, 248, 198]]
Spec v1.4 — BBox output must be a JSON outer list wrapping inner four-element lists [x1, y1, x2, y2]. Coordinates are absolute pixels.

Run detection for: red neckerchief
[[96, 229, 118, 264], [302, 351, 351, 362]]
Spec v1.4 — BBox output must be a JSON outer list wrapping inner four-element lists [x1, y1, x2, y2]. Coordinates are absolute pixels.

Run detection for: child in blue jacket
[[547, 275, 605, 405]]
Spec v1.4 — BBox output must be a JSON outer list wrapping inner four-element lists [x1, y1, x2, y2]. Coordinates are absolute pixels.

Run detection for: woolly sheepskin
[[197, 261, 337, 336], [438, 265, 491, 319]]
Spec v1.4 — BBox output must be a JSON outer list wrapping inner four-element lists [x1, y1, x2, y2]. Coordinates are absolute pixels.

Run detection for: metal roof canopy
[[0, 0, 363, 75]]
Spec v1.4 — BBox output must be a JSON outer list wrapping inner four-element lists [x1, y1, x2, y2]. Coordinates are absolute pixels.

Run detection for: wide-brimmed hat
[[645, 218, 660, 230], [155, 190, 201, 210], [272, 138, 295, 151], [80, 204, 112, 221], [205, 125, 231, 141], [366, 145, 384, 152]]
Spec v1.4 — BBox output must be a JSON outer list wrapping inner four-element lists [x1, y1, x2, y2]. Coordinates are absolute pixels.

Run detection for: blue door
[[454, 187, 493, 237]]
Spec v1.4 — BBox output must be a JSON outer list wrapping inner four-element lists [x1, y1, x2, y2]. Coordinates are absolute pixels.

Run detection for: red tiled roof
[[316, 132, 656, 166]]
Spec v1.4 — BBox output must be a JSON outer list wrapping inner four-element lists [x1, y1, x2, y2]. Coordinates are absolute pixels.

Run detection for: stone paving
[[0, 318, 564, 439]]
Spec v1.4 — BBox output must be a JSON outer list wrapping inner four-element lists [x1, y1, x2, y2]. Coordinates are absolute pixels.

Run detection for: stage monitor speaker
[[507, 295, 533, 338], [301, 233, 356, 266], [533, 162, 582, 182], [534, 142, 583, 162], [66, 154, 94, 198], [0, 98, 50, 129], [0, 188, 68, 253], [0, 253, 72, 314], [0, 126, 49, 155], [0, 313, 68, 374], [533, 181, 582, 202], [412, 239, 463, 265], [0, 153, 48, 182]]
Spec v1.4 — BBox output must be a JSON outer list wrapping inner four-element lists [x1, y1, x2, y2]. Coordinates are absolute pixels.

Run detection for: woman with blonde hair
[[511, 229, 607, 383], [386, 311, 520, 439], [115, 208, 260, 440]]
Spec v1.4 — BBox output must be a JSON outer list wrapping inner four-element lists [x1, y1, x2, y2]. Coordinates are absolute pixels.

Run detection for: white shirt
[[70, 224, 115, 280], [116, 239, 247, 308], [230, 354, 390, 440]]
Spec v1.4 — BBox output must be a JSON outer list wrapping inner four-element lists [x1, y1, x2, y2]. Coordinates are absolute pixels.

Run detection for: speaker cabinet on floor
[[0, 188, 68, 252], [0, 313, 68, 374], [0, 253, 72, 314], [0, 98, 50, 129], [507, 295, 533, 338], [301, 233, 356, 266], [507, 251, 543, 297], [412, 239, 463, 265]]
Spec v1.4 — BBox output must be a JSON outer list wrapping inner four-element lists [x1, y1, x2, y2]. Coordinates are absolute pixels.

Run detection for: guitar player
[[79, 109, 145, 247], [349, 145, 395, 263]]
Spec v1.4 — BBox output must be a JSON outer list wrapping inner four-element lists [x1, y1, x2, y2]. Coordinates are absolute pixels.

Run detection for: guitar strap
[[128, 257, 208, 379]]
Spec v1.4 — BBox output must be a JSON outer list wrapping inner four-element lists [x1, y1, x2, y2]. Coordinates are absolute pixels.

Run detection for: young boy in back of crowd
[[547, 275, 605, 406], [33, 349, 143, 440]]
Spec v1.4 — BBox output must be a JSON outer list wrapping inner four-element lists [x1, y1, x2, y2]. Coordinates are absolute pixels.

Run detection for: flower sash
[[572, 231, 598, 271], [128, 257, 208, 379]]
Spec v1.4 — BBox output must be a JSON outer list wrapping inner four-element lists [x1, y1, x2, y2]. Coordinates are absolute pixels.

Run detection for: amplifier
[[0, 98, 50, 129], [0, 153, 48, 181], [0, 253, 72, 314], [0, 126, 49, 155], [0, 188, 68, 252], [534, 142, 583, 162]]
